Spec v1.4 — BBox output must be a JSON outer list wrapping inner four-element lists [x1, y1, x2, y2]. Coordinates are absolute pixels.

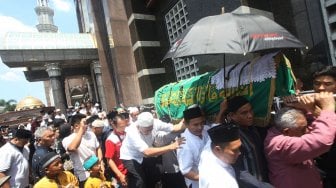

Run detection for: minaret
[[35, 0, 59, 108], [35, 0, 58, 32]]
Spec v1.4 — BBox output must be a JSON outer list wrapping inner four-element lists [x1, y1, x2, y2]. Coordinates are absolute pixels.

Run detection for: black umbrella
[[162, 12, 305, 61]]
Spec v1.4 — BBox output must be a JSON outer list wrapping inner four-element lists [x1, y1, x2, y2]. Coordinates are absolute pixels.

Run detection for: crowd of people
[[0, 66, 336, 188]]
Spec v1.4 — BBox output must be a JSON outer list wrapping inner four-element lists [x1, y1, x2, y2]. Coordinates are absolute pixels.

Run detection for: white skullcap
[[91, 120, 105, 128], [98, 112, 106, 119], [128, 107, 139, 114], [136, 112, 154, 127]]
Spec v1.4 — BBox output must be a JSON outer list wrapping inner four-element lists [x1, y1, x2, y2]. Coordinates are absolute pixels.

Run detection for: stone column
[[91, 61, 107, 111], [86, 78, 97, 103], [45, 63, 66, 113]]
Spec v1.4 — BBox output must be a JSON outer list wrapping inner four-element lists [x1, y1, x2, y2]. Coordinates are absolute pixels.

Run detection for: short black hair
[[59, 124, 72, 139], [112, 113, 129, 125], [69, 113, 86, 127], [86, 115, 99, 125], [313, 66, 336, 80], [53, 118, 66, 128], [107, 111, 118, 120]]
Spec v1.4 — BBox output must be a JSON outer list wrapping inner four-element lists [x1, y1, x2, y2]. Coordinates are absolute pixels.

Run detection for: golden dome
[[15, 96, 45, 111]]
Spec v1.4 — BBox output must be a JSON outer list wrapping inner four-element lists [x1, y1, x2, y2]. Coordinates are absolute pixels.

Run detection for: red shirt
[[105, 131, 127, 175]]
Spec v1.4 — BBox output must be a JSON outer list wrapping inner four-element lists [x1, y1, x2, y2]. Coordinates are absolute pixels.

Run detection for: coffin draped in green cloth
[[154, 53, 295, 126]]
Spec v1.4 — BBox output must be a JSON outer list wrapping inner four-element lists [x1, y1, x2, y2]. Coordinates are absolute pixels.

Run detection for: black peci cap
[[208, 123, 240, 144], [227, 96, 249, 113], [183, 104, 202, 120]]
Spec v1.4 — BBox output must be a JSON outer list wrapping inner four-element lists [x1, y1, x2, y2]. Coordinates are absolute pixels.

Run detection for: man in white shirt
[[54, 108, 67, 122], [62, 113, 102, 186], [26, 119, 32, 131], [199, 123, 241, 188], [0, 129, 32, 188], [177, 105, 209, 188], [128, 107, 139, 123], [120, 112, 185, 188]]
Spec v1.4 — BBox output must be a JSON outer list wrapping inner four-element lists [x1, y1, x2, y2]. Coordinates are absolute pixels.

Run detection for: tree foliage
[[0, 99, 17, 113]]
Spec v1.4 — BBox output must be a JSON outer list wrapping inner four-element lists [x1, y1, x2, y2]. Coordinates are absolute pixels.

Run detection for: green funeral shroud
[[154, 56, 295, 126]]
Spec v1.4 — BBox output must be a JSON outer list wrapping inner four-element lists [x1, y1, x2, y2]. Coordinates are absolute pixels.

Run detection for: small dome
[[15, 96, 45, 111]]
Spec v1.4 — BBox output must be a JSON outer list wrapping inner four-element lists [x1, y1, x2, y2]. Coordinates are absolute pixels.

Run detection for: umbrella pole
[[223, 54, 226, 97]]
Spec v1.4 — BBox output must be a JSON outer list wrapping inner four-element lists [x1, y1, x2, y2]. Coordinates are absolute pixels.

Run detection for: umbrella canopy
[[163, 13, 305, 61]]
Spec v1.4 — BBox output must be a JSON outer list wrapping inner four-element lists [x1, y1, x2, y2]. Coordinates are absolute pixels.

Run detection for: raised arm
[[66, 120, 86, 151], [171, 119, 186, 133], [215, 99, 227, 124], [143, 137, 185, 157], [277, 92, 336, 163]]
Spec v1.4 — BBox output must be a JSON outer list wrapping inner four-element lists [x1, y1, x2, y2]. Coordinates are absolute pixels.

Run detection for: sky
[[0, 0, 78, 104]]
